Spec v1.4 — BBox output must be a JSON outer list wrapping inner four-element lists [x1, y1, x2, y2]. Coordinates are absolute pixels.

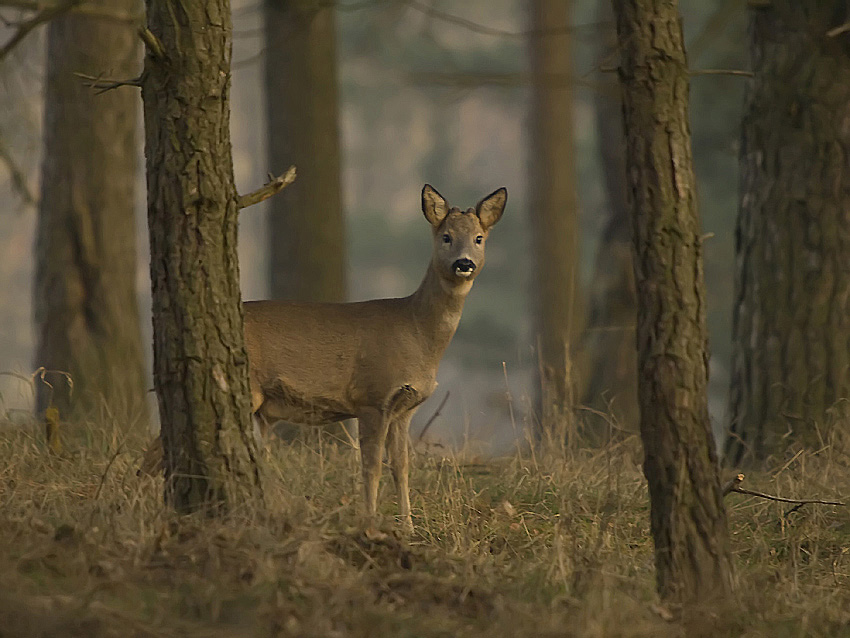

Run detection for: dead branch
[[0, 0, 140, 22], [600, 66, 752, 78], [724, 473, 845, 507], [0, 0, 76, 63], [827, 22, 850, 37], [138, 26, 165, 60], [729, 486, 845, 507], [721, 473, 745, 496], [75, 71, 143, 94], [416, 391, 450, 444], [403, 0, 608, 38], [0, 133, 37, 207], [689, 69, 754, 78], [237, 166, 297, 210], [410, 70, 600, 91]]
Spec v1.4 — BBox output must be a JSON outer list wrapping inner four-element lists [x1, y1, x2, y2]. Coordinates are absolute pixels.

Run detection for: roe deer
[[245, 184, 506, 531], [139, 185, 506, 531]]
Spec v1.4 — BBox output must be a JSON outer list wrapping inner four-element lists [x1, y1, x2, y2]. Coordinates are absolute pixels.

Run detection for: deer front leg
[[357, 409, 390, 521], [386, 411, 414, 533]]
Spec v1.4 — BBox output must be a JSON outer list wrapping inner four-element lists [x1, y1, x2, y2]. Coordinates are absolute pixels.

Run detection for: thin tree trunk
[[529, 0, 583, 445], [33, 4, 147, 425], [613, 0, 733, 603], [265, 0, 345, 303], [141, 0, 263, 512], [726, 2, 850, 466], [580, 0, 639, 441]]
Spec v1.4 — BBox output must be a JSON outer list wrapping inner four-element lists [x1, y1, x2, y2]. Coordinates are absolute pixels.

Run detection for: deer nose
[[453, 258, 476, 274]]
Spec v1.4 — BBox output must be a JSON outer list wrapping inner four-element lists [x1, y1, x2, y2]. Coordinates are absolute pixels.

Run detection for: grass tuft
[[0, 417, 848, 637]]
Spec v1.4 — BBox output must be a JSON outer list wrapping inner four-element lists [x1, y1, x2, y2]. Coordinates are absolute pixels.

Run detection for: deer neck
[[407, 261, 472, 359]]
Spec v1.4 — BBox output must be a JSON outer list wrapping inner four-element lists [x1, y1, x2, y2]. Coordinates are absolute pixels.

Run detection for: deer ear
[[422, 184, 449, 227], [475, 187, 507, 230]]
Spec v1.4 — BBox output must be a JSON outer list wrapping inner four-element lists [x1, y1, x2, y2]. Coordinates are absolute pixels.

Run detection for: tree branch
[[75, 71, 143, 94], [721, 473, 744, 496], [723, 473, 845, 506], [827, 22, 850, 37], [729, 486, 845, 507], [0, 0, 77, 63], [402, 0, 607, 38], [416, 391, 450, 444], [237, 166, 296, 210], [600, 66, 753, 78], [0, 0, 141, 23], [689, 68, 754, 78], [138, 26, 165, 60], [0, 133, 37, 207]]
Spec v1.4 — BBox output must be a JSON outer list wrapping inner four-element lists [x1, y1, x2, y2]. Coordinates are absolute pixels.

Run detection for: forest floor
[[0, 417, 848, 638]]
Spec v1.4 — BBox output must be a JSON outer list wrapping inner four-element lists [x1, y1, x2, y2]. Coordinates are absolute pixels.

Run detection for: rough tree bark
[[528, 0, 583, 444], [264, 0, 345, 303], [725, 2, 850, 465], [613, 0, 733, 603], [141, 0, 263, 512], [33, 3, 147, 424], [580, 0, 639, 440]]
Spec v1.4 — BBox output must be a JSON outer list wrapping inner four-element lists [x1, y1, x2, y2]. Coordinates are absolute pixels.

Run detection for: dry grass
[[0, 418, 849, 638]]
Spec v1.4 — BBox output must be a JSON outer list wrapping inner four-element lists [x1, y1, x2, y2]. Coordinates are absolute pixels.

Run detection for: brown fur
[[145, 185, 506, 532]]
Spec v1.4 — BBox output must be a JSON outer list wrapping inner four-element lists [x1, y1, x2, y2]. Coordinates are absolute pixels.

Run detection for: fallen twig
[[729, 486, 845, 507], [724, 472, 845, 507]]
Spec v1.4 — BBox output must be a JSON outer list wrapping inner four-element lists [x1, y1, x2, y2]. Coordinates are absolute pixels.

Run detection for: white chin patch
[[454, 269, 473, 278]]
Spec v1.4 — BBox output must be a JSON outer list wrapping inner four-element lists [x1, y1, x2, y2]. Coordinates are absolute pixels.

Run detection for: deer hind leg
[[386, 411, 414, 533], [357, 408, 390, 520]]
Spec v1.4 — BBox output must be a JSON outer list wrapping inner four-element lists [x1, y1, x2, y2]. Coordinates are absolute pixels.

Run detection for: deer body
[[245, 273, 460, 427], [244, 185, 506, 531]]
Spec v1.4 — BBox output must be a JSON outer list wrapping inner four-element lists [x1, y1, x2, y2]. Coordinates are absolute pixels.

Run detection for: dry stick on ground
[[237, 166, 297, 210], [0, 0, 77, 62], [416, 391, 450, 444], [723, 472, 845, 507]]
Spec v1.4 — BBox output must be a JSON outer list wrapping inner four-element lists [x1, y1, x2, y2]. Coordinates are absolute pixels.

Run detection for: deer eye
[[475, 235, 483, 244], [442, 234, 451, 244]]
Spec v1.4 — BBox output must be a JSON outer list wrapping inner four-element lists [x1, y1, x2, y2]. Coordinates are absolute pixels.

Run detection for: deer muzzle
[[452, 258, 476, 277]]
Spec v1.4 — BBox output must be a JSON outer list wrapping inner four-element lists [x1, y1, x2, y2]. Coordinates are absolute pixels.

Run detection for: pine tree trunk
[[580, 0, 639, 441], [264, 0, 345, 303], [141, 0, 263, 512], [726, 2, 850, 465], [529, 0, 583, 445], [613, 0, 733, 603], [34, 5, 147, 425]]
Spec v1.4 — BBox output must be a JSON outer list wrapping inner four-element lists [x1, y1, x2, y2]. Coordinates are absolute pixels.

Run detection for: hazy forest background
[[0, 0, 742, 450]]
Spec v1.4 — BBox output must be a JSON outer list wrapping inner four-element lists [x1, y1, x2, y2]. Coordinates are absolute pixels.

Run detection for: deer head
[[421, 184, 507, 285]]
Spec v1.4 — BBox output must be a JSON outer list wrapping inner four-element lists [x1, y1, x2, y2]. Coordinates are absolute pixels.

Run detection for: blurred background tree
[[726, 1, 850, 465], [528, 0, 583, 448], [1, 0, 750, 455], [264, 0, 346, 304], [32, 0, 148, 426], [579, 0, 638, 441]]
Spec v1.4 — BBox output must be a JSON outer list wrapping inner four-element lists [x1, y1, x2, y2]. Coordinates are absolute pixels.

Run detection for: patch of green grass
[[0, 418, 848, 637]]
